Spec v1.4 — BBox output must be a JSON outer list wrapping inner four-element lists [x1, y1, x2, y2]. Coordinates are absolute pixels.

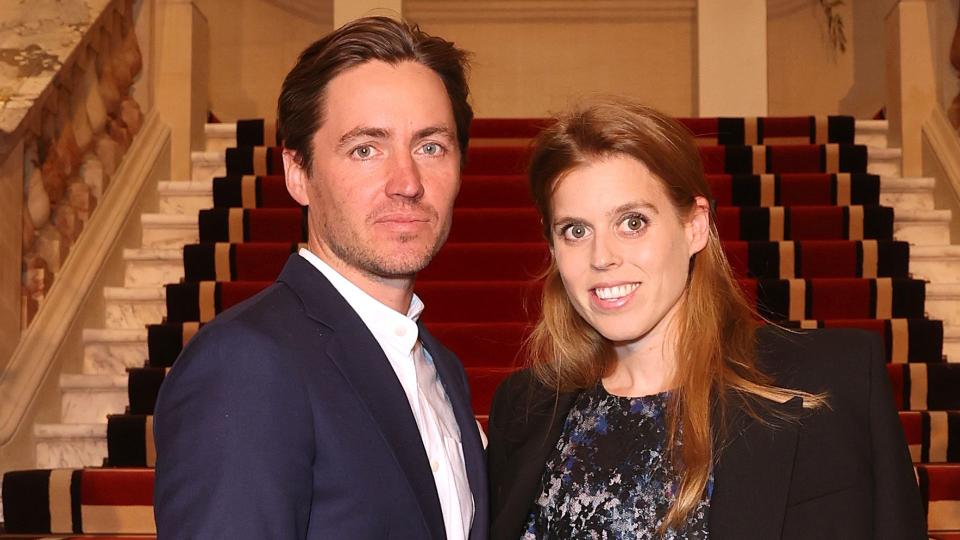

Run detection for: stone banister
[[0, 0, 144, 365]]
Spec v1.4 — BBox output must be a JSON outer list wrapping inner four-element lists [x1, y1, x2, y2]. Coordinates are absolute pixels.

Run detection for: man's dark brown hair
[[277, 16, 473, 172]]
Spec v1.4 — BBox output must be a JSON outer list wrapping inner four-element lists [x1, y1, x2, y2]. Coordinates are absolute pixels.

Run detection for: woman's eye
[[561, 224, 589, 240], [618, 214, 646, 233]]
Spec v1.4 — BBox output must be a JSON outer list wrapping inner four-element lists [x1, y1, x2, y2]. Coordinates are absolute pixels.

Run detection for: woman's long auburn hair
[[525, 97, 825, 530]]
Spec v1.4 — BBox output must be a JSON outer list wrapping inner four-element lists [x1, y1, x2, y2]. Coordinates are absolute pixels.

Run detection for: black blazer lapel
[[277, 255, 446, 539], [491, 384, 579, 540], [709, 397, 802, 540], [419, 326, 489, 540]]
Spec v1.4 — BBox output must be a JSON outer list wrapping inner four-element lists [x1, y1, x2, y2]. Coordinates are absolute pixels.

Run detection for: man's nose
[[385, 152, 425, 200]]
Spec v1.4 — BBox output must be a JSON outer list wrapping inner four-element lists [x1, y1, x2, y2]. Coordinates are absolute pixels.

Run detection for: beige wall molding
[[0, 112, 168, 447], [404, 0, 695, 23]]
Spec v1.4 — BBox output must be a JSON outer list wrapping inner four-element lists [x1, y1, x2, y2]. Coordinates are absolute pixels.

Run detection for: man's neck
[[305, 243, 415, 314]]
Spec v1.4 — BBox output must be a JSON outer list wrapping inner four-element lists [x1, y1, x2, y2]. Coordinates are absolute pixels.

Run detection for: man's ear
[[283, 149, 311, 206], [686, 196, 710, 256]]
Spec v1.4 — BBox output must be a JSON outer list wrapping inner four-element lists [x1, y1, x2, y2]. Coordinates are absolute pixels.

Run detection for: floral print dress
[[522, 384, 712, 540]]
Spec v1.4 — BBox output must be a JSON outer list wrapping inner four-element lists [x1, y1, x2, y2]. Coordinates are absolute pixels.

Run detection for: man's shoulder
[[171, 281, 327, 373]]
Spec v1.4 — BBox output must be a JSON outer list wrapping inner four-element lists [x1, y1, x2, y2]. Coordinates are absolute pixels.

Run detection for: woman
[[486, 97, 926, 539]]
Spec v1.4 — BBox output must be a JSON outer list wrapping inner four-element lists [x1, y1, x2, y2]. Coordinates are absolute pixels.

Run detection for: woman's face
[[550, 154, 709, 348]]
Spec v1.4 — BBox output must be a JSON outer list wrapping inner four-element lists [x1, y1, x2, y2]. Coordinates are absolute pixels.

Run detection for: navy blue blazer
[[154, 254, 489, 539], [487, 327, 926, 539]]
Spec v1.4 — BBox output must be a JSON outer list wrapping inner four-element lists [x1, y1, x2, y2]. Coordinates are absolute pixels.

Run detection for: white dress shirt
[[299, 248, 474, 539]]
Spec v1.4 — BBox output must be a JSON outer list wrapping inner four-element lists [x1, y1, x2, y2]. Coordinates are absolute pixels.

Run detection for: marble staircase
[[31, 120, 960, 469]]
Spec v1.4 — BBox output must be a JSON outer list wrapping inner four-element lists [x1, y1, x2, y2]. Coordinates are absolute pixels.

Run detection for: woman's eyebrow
[[607, 201, 658, 217]]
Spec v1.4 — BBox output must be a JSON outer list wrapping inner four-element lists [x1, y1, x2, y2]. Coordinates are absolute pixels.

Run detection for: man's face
[[284, 60, 461, 281]]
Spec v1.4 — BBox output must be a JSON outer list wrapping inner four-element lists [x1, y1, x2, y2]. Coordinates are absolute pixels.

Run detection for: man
[[153, 17, 487, 539]]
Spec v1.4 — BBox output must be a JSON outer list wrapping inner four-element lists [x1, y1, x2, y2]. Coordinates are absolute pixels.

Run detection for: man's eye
[[419, 142, 444, 156], [352, 145, 375, 159]]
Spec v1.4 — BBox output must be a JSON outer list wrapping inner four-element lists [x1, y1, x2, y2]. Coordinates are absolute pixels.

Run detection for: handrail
[[923, 107, 960, 213], [0, 112, 168, 447], [10, 0, 145, 332]]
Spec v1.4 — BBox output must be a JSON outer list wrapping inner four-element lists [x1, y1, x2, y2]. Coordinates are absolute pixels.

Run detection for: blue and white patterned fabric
[[522, 384, 712, 539]]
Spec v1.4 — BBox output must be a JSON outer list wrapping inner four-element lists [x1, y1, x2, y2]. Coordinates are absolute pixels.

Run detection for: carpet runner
[[2, 114, 955, 535]]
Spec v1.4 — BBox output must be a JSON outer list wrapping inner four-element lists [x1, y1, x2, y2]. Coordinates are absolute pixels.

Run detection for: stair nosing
[[34, 422, 108, 438], [59, 373, 128, 389], [82, 328, 149, 342], [141, 213, 199, 227], [123, 248, 183, 261], [103, 286, 165, 301], [893, 209, 952, 222]]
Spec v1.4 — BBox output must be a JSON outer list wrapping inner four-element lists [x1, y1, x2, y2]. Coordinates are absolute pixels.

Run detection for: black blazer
[[154, 255, 489, 539], [487, 327, 926, 539]]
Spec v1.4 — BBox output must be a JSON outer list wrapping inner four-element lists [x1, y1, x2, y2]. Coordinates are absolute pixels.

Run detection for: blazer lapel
[[709, 397, 802, 540], [419, 326, 489, 540], [277, 256, 446, 539], [492, 386, 579, 540]]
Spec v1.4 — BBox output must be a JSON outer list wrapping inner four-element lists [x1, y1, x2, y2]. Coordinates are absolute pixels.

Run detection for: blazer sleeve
[[862, 332, 928, 538], [153, 322, 315, 540]]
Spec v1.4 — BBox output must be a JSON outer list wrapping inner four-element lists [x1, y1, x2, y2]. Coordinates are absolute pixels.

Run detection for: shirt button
[[395, 327, 407, 337], [430, 460, 440, 472]]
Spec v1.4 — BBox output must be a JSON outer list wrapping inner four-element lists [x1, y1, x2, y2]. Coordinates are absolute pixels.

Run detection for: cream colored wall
[[767, 0, 856, 116], [193, 0, 333, 122], [412, 12, 697, 118], [193, 0, 955, 121]]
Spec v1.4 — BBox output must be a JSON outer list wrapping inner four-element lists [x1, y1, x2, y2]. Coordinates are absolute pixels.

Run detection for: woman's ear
[[685, 196, 711, 256], [283, 149, 311, 206]]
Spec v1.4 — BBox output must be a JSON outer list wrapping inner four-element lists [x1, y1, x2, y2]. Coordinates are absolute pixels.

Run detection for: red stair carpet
[[2, 115, 955, 536]]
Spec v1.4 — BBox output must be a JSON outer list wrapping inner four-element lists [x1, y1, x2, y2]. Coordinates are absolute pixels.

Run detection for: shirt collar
[[298, 248, 422, 354]]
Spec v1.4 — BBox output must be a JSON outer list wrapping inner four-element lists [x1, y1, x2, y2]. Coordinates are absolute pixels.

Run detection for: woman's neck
[[603, 305, 679, 398]]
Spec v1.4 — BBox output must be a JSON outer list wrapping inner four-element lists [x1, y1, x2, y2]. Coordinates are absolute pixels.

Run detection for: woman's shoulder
[[755, 325, 884, 398], [488, 367, 579, 442]]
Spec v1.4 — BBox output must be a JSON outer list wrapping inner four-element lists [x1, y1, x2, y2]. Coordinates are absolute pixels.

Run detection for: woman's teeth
[[594, 283, 639, 300]]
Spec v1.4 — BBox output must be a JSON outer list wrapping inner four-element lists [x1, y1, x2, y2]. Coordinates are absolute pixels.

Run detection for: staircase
[[4, 115, 960, 537]]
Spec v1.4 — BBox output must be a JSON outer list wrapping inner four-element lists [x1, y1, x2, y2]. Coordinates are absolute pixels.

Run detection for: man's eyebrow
[[414, 125, 456, 141], [337, 127, 390, 148]]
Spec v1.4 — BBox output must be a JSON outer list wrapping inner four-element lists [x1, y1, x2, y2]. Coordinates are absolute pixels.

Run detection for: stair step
[[191, 147, 900, 182], [103, 287, 166, 329], [855, 119, 888, 148], [910, 245, 960, 283], [928, 283, 960, 327], [157, 180, 214, 214], [123, 248, 184, 287], [202, 120, 890, 151], [880, 176, 935, 211], [33, 423, 107, 469], [82, 328, 148, 375], [191, 150, 226, 182], [0, 468, 156, 534], [161, 175, 933, 214], [141, 213, 199, 249], [59, 374, 128, 424], [867, 148, 901, 176], [892, 209, 952, 246], [947, 326, 960, 363], [2, 463, 958, 535]]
